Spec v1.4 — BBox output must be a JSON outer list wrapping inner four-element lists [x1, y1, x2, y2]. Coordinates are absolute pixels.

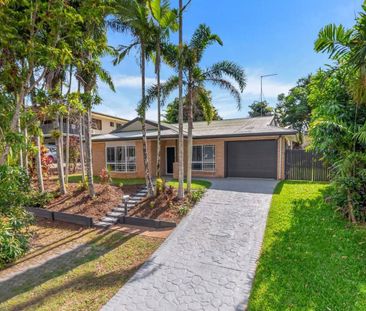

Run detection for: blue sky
[[96, 0, 363, 121]]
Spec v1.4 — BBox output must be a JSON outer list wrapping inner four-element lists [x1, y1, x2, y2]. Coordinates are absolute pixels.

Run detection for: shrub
[[0, 165, 33, 268], [155, 178, 165, 196], [178, 204, 190, 216], [26, 191, 54, 208], [190, 189, 205, 204], [99, 168, 112, 184]]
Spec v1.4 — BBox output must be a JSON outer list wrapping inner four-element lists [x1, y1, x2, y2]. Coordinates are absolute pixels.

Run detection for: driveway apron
[[102, 178, 277, 311]]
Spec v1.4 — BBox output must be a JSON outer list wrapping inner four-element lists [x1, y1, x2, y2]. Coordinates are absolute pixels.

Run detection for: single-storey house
[[91, 116, 297, 180]]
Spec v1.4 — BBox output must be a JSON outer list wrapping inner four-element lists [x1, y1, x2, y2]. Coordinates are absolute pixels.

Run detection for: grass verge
[[248, 181, 366, 311], [167, 179, 212, 190], [0, 226, 162, 311]]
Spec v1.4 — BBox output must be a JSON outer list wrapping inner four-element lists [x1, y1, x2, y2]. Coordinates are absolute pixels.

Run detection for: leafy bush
[[190, 189, 205, 204], [0, 165, 33, 268], [155, 178, 165, 196], [178, 204, 190, 216], [26, 191, 54, 208]]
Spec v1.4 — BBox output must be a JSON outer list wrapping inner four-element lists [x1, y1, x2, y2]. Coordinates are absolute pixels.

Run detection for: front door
[[166, 147, 175, 175]]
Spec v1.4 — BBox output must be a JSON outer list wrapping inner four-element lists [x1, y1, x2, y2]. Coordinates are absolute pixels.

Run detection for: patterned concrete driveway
[[102, 178, 278, 311]]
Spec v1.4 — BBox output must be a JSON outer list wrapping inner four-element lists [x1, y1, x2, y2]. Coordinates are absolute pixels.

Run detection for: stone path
[[102, 178, 278, 311]]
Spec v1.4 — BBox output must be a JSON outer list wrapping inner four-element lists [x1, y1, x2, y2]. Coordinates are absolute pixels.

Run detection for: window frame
[[106, 145, 136, 173], [110, 121, 115, 127], [92, 118, 102, 130], [192, 144, 216, 172]]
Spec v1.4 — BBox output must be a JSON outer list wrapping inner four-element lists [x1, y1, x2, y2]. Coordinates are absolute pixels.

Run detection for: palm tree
[[147, 0, 178, 179], [146, 24, 246, 193], [314, 7, 366, 103], [109, 0, 155, 197]]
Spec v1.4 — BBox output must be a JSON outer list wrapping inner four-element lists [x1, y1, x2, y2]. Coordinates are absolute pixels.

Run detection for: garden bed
[[31, 182, 142, 222], [128, 183, 207, 223]]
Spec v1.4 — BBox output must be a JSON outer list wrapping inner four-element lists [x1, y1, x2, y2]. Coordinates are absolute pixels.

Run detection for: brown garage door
[[226, 140, 277, 178]]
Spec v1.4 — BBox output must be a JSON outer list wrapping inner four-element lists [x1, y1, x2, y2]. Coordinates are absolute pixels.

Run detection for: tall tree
[[109, 0, 155, 197], [148, 0, 178, 179], [146, 24, 246, 193], [275, 76, 311, 146], [248, 100, 273, 117]]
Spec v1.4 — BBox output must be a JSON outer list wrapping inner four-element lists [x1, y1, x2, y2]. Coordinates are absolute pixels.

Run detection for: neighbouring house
[[42, 111, 129, 144], [92, 116, 297, 180]]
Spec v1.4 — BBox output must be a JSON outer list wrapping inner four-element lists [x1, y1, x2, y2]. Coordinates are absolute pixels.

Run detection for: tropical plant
[[0, 165, 33, 267], [145, 24, 246, 193], [308, 66, 366, 223]]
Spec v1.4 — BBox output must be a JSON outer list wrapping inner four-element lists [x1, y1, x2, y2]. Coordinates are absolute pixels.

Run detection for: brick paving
[[102, 178, 277, 311]]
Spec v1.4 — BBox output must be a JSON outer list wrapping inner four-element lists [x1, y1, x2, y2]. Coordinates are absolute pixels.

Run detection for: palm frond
[[95, 67, 115, 92], [314, 24, 353, 60], [189, 24, 223, 62], [206, 78, 242, 110], [204, 61, 246, 91]]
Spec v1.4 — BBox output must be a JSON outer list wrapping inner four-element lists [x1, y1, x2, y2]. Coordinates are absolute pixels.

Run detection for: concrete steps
[[94, 186, 148, 228]]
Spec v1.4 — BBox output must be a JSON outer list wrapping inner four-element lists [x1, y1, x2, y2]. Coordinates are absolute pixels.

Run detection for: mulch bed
[[45, 183, 142, 222], [128, 187, 185, 223]]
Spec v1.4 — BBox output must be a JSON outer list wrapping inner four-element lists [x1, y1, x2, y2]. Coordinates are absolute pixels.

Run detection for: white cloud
[[113, 75, 160, 88]]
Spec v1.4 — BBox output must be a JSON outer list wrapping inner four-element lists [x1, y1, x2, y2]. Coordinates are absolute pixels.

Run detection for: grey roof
[[92, 116, 296, 142]]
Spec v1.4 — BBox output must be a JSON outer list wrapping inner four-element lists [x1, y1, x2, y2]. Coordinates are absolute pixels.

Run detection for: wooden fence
[[285, 149, 330, 181]]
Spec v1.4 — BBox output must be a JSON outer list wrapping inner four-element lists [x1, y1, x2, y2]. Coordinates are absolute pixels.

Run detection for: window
[[110, 121, 115, 127], [116, 123, 122, 129], [106, 146, 136, 172], [192, 145, 215, 171], [92, 118, 102, 130]]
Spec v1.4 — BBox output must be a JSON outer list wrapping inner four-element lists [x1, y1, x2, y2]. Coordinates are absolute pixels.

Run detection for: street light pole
[[260, 73, 278, 115]]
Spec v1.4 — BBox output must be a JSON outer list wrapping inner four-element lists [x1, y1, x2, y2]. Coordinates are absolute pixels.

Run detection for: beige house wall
[[92, 135, 287, 180], [91, 113, 127, 135]]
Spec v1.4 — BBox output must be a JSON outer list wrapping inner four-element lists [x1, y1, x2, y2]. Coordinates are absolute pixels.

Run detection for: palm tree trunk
[[55, 114, 67, 195], [141, 42, 154, 197], [84, 107, 95, 198], [79, 113, 86, 183], [65, 107, 70, 184], [35, 135, 44, 192], [65, 65, 72, 184], [187, 84, 193, 194], [178, 0, 185, 199], [156, 41, 161, 179]]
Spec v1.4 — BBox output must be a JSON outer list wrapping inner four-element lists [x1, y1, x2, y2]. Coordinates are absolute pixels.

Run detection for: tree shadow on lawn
[[0, 230, 135, 304], [249, 181, 366, 310], [3, 262, 142, 311]]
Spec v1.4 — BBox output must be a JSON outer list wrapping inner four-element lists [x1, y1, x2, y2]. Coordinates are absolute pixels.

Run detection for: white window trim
[[192, 145, 216, 172], [105, 145, 136, 173]]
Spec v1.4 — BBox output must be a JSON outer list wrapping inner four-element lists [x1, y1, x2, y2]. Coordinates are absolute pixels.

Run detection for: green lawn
[[0, 230, 162, 311], [248, 181, 366, 311], [67, 174, 145, 186], [166, 179, 212, 190]]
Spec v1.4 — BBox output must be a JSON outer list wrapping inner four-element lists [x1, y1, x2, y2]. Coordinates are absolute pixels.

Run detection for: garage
[[225, 140, 278, 178]]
